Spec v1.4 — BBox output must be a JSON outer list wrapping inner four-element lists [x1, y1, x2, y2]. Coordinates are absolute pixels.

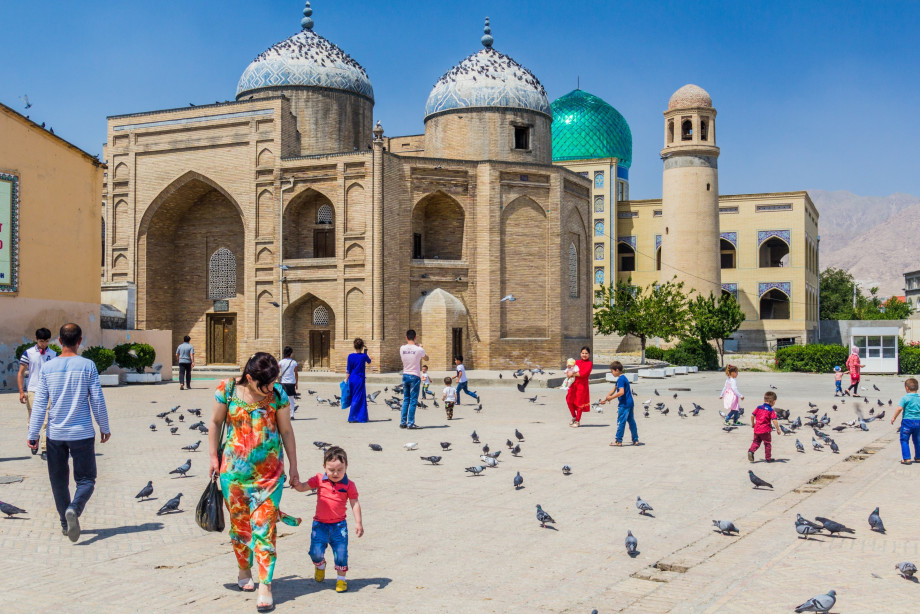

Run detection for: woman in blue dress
[[346, 338, 371, 423]]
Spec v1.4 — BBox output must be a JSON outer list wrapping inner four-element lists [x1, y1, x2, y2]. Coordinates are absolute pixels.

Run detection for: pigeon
[[182, 440, 201, 452], [135, 481, 154, 501], [156, 411, 170, 419], [313, 441, 330, 450], [178, 414, 184, 422], [654, 389, 660, 396], [811, 437, 823, 450], [829, 439, 839, 453], [164, 417, 173, 425], [678, 406, 686, 417], [513, 471, 523, 489], [368, 444, 383, 452], [770, 384, 777, 389], [661, 407, 669, 416], [439, 442, 451, 451], [506, 439, 514, 449], [636, 496, 653, 515], [157, 493, 183, 515], [795, 439, 805, 453], [625, 530, 638, 555], [792, 416, 802, 428], [189, 421, 203, 430], [814, 428, 828, 439], [420, 456, 442, 465], [815, 517, 855, 536], [170, 427, 178, 435], [517, 376, 530, 393], [480, 455, 498, 468], [403, 442, 418, 451], [306, 390, 316, 395], [464, 465, 485, 476], [796, 514, 823, 530], [482, 444, 490, 455], [0, 501, 27, 518], [514, 429, 524, 441], [795, 523, 820, 539], [489, 450, 501, 459], [149, 424, 157, 432], [780, 424, 793, 435], [562, 465, 572, 475], [673, 393, 678, 399], [793, 589, 836, 613], [198, 425, 209, 434], [170, 459, 191, 477], [527, 395, 537, 403], [500, 294, 516, 302], [471, 431, 479, 444], [868, 507, 885, 533], [873, 384, 880, 391], [858, 419, 869, 431], [748, 470, 773, 489], [511, 444, 521, 456], [896, 562, 917, 579], [473, 404, 481, 412], [712, 519, 739, 535], [368, 390, 381, 403], [832, 425, 847, 432], [535, 504, 555, 528]]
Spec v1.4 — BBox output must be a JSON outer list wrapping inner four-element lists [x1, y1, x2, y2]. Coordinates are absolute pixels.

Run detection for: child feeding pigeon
[[293, 446, 363, 593]]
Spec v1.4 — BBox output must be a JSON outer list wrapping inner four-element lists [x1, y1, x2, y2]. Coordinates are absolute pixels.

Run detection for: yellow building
[[0, 101, 105, 387], [553, 86, 819, 352]]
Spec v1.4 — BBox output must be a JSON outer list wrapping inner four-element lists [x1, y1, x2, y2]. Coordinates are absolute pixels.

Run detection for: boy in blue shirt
[[600, 361, 639, 446], [890, 377, 920, 465]]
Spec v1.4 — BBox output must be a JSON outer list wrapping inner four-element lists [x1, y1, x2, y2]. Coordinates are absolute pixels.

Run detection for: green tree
[[819, 267, 857, 320], [880, 296, 913, 320], [593, 277, 688, 364], [686, 292, 746, 367]]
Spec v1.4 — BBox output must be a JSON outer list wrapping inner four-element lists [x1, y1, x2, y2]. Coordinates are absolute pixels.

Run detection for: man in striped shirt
[[28, 323, 111, 542]]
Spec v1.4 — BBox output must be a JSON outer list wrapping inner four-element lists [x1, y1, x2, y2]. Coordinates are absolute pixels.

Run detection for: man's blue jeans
[[455, 381, 478, 403], [46, 436, 96, 528], [615, 405, 638, 443], [401, 374, 421, 426], [900, 419, 920, 461], [309, 519, 349, 571]]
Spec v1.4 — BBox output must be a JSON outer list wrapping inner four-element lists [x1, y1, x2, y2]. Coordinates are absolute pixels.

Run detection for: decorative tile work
[[757, 229, 790, 246], [594, 171, 604, 189], [617, 236, 636, 249], [594, 267, 605, 285], [594, 221, 604, 237], [655, 235, 662, 250], [594, 244, 604, 261], [568, 243, 578, 298], [550, 89, 632, 167], [719, 232, 737, 247], [721, 283, 738, 298], [0, 171, 20, 293], [594, 195, 604, 213], [758, 281, 791, 298]]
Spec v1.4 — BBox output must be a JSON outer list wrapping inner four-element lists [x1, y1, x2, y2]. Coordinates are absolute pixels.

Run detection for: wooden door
[[310, 330, 330, 369], [314, 229, 334, 258], [207, 314, 237, 364], [452, 327, 463, 362]]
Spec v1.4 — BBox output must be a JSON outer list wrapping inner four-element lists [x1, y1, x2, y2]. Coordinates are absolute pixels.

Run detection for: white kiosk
[[850, 326, 900, 374]]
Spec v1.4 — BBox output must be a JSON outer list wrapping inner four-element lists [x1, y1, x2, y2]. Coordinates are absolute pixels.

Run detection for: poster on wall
[[0, 172, 19, 293]]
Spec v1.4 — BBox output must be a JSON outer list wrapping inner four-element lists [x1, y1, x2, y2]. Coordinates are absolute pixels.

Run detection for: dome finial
[[301, 1, 314, 30], [481, 17, 493, 48]]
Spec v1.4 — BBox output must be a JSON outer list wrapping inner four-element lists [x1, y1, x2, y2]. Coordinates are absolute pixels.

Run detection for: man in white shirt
[[399, 330, 428, 429], [17, 327, 57, 459]]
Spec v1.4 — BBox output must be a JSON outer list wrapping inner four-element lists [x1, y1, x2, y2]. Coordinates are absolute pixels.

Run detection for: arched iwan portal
[[284, 294, 336, 370]]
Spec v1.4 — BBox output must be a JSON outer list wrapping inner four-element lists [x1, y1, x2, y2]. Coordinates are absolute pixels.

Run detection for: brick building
[[101, 7, 592, 371]]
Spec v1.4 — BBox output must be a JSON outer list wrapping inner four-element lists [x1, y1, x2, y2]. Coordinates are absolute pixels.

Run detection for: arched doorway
[[138, 172, 245, 364], [283, 188, 336, 259], [760, 289, 790, 319], [617, 242, 636, 272], [720, 238, 736, 269], [284, 294, 336, 370], [759, 237, 789, 267], [411, 192, 465, 260]]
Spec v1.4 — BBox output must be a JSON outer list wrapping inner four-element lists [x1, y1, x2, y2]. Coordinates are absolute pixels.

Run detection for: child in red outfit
[[748, 391, 781, 462]]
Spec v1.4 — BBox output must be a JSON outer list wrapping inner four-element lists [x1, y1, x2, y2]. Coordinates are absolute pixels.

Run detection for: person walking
[[347, 339, 371, 423], [452, 355, 479, 405], [566, 346, 593, 427], [845, 346, 865, 396], [719, 365, 744, 425], [27, 323, 110, 542], [209, 352, 299, 613], [399, 330, 427, 429], [600, 361, 639, 445], [18, 327, 57, 460], [175, 335, 195, 390]]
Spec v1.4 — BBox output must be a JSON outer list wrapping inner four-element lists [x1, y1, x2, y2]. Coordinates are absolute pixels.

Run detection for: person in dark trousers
[[176, 335, 195, 390], [27, 323, 111, 542], [18, 327, 57, 460]]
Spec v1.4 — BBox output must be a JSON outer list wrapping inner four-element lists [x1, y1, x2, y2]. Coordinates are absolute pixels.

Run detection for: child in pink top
[[719, 365, 744, 425], [748, 391, 781, 462]]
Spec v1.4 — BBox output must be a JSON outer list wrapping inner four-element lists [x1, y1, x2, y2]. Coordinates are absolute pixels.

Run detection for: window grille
[[316, 204, 334, 224], [312, 305, 330, 326], [568, 243, 578, 298], [208, 248, 236, 299]]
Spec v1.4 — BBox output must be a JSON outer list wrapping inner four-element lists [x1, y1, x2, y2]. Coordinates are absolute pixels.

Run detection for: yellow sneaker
[[314, 567, 325, 583], [335, 580, 348, 593]]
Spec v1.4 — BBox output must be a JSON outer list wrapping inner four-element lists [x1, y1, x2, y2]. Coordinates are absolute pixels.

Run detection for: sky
[[3, 0, 919, 200]]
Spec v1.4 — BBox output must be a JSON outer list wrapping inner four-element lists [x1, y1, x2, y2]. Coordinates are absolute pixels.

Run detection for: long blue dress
[[347, 352, 371, 423]]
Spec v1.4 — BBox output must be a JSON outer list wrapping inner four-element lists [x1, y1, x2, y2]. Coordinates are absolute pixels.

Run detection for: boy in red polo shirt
[[294, 446, 363, 592], [748, 391, 781, 463]]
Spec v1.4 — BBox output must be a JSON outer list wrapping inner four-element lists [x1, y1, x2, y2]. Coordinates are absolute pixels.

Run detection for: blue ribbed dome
[[551, 89, 632, 167], [236, 16, 373, 101], [424, 21, 549, 119]]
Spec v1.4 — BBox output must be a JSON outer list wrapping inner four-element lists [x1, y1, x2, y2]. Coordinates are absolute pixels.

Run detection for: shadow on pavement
[[77, 521, 165, 546], [270, 575, 392, 604], [0, 457, 32, 462]]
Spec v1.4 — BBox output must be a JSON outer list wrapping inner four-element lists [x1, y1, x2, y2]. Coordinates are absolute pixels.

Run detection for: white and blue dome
[[236, 3, 373, 101], [424, 18, 550, 119]]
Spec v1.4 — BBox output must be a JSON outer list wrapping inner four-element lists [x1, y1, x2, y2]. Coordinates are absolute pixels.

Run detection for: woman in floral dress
[[209, 352, 300, 613]]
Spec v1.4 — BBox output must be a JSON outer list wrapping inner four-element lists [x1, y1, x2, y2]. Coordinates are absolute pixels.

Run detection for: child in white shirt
[[421, 365, 431, 398], [719, 364, 744, 425], [561, 358, 579, 390], [442, 377, 457, 420]]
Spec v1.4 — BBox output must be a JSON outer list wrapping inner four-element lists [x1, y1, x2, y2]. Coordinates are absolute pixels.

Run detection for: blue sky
[[3, 0, 919, 199]]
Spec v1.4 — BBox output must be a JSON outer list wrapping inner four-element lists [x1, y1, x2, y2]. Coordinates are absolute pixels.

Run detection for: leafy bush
[[14, 342, 62, 360], [900, 338, 920, 374], [644, 346, 666, 361], [775, 344, 848, 373], [114, 343, 157, 373], [665, 339, 719, 371], [82, 346, 116, 374]]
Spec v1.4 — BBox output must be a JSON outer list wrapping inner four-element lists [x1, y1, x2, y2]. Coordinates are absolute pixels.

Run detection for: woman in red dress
[[566, 346, 593, 427]]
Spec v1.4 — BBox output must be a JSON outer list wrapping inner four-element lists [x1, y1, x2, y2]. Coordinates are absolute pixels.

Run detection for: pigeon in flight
[[368, 444, 383, 452], [636, 496, 653, 515], [748, 470, 773, 489], [0, 501, 27, 518], [440, 442, 451, 450], [367, 390, 381, 403], [868, 507, 885, 533], [19, 94, 31, 109], [420, 456, 441, 465], [500, 294, 516, 302], [712, 519, 739, 535], [815, 516, 855, 536], [625, 530, 638, 555], [535, 504, 555, 528], [513, 471, 523, 489], [135, 481, 153, 501], [157, 493, 183, 515], [182, 440, 201, 452], [562, 465, 572, 475], [793, 589, 836, 613], [517, 376, 530, 393], [464, 465, 485, 476], [170, 459, 191, 477], [896, 562, 917, 579]]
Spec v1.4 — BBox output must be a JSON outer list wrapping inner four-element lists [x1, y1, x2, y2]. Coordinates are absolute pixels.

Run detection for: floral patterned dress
[[216, 379, 293, 584]]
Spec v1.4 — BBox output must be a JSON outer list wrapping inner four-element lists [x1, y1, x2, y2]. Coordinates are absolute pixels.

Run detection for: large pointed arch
[[411, 190, 465, 260]]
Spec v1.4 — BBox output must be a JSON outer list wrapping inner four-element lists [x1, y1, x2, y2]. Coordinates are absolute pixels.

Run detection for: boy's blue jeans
[[400, 374, 421, 426], [900, 419, 920, 461], [615, 405, 638, 443], [835, 381, 842, 393], [725, 410, 740, 422], [455, 381, 478, 403], [310, 519, 349, 572]]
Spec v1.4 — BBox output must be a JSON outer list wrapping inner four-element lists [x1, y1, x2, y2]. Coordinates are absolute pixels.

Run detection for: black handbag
[[195, 478, 225, 532]]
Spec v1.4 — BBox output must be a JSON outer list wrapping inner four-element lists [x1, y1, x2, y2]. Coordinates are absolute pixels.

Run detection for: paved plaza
[[1, 370, 918, 613]]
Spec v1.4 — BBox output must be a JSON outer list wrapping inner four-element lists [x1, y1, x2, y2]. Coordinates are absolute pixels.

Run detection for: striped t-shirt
[[28, 356, 110, 442]]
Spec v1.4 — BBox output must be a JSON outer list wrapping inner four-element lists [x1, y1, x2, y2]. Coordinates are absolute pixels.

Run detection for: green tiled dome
[[551, 89, 632, 167]]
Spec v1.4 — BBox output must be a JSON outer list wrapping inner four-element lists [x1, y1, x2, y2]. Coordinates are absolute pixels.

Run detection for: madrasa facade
[[101, 6, 594, 371]]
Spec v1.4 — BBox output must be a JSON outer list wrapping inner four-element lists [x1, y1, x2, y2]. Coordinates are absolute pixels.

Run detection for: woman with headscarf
[[845, 345, 866, 396], [566, 346, 593, 427]]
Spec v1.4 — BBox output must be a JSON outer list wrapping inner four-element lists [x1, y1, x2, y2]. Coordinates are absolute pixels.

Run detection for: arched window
[[568, 243, 579, 298], [617, 242, 636, 272], [312, 305, 330, 326], [594, 196, 604, 213], [681, 119, 693, 141], [316, 204, 334, 224], [594, 244, 604, 261], [594, 268, 605, 285], [656, 246, 661, 271], [594, 171, 604, 189], [208, 247, 236, 299], [760, 289, 790, 320], [594, 221, 604, 237], [759, 238, 790, 267], [700, 119, 708, 141], [668, 120, 674, 143], [720, 238, 736, 269]]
